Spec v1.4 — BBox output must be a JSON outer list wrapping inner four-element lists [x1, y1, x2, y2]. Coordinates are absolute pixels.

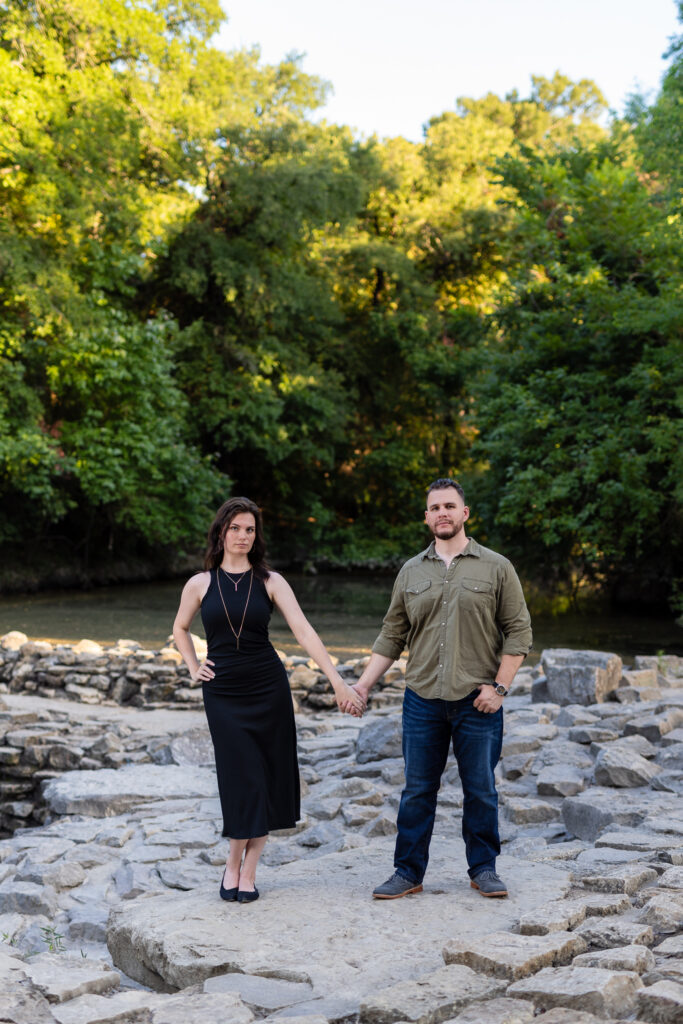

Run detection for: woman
[[173, 496, 365, 904]]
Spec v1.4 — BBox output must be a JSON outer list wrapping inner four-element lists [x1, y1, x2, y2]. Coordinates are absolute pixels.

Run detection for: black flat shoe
[[237, 887, 259, 903], [220, 883, 238, 901]]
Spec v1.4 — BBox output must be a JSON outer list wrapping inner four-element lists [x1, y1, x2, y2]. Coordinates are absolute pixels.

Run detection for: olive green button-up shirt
[[372, 538, 532, 701]]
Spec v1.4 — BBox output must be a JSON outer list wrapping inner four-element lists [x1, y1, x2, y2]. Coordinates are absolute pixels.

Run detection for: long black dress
[[200, 568, 300, 838]]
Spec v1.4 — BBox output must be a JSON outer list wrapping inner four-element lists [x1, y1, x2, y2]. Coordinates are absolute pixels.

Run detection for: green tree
[[468, 142, 683, 607], [0, 0, 326, 570]]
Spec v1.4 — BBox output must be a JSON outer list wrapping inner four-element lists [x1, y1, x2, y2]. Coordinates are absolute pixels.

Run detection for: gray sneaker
[[470, 869, 508, 897], [373, 871, 423, 900]]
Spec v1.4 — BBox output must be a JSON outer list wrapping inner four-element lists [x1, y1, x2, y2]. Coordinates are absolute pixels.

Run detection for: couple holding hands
[[173, 481, 532, 903]]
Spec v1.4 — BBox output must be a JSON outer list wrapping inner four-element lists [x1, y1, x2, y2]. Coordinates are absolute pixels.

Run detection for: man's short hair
[[426, 478, 465, 503]]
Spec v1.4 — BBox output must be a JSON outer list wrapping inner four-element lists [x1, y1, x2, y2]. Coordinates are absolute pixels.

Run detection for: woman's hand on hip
[[192, 659, 215, 683]]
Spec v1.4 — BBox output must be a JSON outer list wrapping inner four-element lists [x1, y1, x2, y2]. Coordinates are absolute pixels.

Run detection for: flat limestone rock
[[265, 1016, 329, 1024], [518, 901, 587, 935], [106, 846, 571, 996], [203, 973, 314, 1010], [637, 979, 683, 1024], [506, 966, 642, 1017], [522, 1012, 617, 1024], [536, 765, 585, 797], [0, 881, 59, 917], [50, 989, 169, 1024], [578, 893, 632, 917], [502, 797, 561, 824], [570, 846, 646, 877], [42, 765, 218, 816], [442, 930, 586, 981], [446, 997, 535, 1023], [579, 863, 659, 894], [22, 953, 120, 1004], [572, 944, 656, 974], [574, 917, 654, 949], [148, 991, 254, 1024], [657, 866, 683, 889], [637, 892, 683, 934], [358, 964, 506, 1024], [655, 935, 683, 956], [595, 830, 683, 852]]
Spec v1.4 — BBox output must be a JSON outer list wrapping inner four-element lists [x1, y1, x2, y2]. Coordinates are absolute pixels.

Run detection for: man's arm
[[474, 561, 531, 714], [473, 653, 525, 713], [339, 571, 409, 712]]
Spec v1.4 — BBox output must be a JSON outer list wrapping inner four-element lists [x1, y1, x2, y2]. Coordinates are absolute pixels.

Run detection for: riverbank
[[1, 650, 682, 1023]]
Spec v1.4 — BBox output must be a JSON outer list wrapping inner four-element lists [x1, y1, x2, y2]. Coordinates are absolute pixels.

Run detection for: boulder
[[540, 650, 622, 706], [356, 716, 402, 764], [593, 747, 660, 788]]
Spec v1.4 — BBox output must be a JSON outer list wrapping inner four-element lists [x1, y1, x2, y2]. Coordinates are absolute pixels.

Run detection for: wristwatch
[[487, 680, 509, 697]]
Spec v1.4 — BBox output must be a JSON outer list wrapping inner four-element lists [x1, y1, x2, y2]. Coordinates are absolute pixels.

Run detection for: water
[[0, 575, 681, 665]]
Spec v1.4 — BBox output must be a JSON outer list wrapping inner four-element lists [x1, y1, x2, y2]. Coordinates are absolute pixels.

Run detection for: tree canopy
[[1, 0, 681, 608]]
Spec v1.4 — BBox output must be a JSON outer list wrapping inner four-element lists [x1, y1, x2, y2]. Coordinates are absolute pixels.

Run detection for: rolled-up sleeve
[[497, 562, 533, 656], [372, 572, 410, 661]]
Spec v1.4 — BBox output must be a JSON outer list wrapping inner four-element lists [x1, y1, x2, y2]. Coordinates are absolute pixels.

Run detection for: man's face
[[425, 488, 469, 540]]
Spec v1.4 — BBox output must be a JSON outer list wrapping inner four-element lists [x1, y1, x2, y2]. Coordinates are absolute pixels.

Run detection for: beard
[[432, 520, 464, 540]]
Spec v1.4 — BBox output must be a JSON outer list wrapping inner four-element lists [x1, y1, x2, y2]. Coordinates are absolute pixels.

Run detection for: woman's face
[[222, 512, 256, 556]]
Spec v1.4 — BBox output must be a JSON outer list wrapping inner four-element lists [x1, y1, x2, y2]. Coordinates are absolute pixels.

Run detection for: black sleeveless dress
[[200, 569, 300, 838]]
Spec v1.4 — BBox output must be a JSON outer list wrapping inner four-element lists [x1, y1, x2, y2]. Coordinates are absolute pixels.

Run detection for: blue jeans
[[394, 686, 503, 883]]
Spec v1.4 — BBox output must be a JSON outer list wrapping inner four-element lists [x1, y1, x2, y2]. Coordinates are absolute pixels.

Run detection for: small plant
[[40, 925, 66, 953], [1, 931, 17, 946]]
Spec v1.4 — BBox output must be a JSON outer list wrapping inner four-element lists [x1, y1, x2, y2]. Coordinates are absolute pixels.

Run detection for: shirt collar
[[421, 537, 481, 560]]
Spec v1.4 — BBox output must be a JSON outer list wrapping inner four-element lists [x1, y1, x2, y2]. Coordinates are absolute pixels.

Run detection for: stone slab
[[579, 863, 659, 894], [203, 973, 314, 1010], [572, 944, 656, 974], [22, 953, 120, 1004], [506, 966, 641, 1017], [445, 998, 535, 1023], [106, 845, 571, 995], [442, 930, 586, 981], [636, 979, 683, 1024], [637, 892, 683, 934], [574, 918, 654, 949], [42, 765, 218, 816], [358, 964, 506, 1024]]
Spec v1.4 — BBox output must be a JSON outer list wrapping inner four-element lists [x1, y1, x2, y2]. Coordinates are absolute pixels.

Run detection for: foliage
[[0, 0, 681, 609], [467, 143, 683, 605]]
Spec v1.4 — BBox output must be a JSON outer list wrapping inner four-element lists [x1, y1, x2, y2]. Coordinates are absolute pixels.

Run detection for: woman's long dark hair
[[204, 497, 270, 579]]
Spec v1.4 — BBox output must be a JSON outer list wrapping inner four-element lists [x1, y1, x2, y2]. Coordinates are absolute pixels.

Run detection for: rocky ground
[[0, 644, 682, 1023]]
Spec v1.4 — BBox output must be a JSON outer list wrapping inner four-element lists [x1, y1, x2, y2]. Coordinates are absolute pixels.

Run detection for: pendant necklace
[[221, 567, 249, 591], [216, 567, 253, 650]]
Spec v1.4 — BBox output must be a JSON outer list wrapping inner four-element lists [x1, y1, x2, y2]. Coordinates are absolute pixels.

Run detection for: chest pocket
[[405, 580, 432, 598], [462, 578, 492, 595], [460, 578, 493, 611]]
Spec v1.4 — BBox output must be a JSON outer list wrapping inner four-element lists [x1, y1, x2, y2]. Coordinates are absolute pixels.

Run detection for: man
[[347, 478, 532, 899]]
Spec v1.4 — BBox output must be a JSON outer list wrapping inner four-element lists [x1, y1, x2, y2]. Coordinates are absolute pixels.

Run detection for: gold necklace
[[216, 568, 253, 651], [220, 566, 250, 591]]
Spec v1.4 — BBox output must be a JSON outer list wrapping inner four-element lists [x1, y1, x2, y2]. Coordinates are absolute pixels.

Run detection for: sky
[[215, 0, 681, 141]]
